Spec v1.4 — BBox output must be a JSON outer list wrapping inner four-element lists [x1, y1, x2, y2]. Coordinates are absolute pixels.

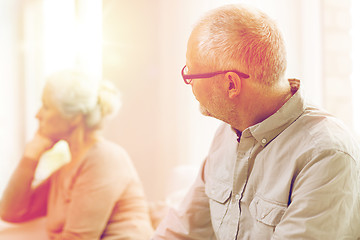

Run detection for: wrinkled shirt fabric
[[153, 81, 360, 240]]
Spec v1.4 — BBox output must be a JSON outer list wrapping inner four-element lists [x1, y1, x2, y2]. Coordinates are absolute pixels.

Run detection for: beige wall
[[102, 0, 166, 201], [323, 0, 353, 128], [0, 0, 25, 196]]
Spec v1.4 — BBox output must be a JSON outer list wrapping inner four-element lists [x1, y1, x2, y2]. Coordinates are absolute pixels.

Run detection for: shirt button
[[261, 138, 267, 144], [235, 194, 240, 200]]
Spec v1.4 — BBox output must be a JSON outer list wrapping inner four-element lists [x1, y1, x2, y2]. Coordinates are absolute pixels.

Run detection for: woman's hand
[[23, 132, 55, 161]]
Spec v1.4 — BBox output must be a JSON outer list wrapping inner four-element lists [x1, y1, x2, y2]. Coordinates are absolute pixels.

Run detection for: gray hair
[[193, 4, 287, 86], [45, 70, 121, 129]]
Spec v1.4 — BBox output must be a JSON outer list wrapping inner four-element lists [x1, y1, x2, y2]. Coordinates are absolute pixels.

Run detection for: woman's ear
[[226, 72, 242, 99], [70, 114, 84, 127]]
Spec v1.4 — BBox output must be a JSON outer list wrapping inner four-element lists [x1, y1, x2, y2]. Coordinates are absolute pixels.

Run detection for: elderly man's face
[[185, 31, 229, 120]]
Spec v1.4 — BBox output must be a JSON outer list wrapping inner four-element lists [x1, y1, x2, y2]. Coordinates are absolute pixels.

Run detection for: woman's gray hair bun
[[85, 80, 122, 128]]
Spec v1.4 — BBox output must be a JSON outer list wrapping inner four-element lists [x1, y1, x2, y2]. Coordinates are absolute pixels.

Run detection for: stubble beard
[[199, 104, 213, 118], [199, 102, 231, 126]]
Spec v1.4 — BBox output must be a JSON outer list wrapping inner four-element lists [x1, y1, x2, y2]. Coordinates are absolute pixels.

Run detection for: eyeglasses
[[181, 65, 250, 84]]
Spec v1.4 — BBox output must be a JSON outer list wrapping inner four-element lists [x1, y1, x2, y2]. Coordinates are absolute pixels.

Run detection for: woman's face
[[36, 86, 75, 141]]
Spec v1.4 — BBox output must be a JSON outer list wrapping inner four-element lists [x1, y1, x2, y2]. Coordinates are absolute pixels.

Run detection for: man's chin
[[199, 105, 213, 117]]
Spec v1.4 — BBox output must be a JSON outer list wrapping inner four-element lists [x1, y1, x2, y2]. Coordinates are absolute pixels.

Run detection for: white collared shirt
[[153, 82, 360, 239]]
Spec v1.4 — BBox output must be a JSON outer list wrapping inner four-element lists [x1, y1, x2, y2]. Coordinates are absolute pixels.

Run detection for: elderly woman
[[0, 71, 153, 239]]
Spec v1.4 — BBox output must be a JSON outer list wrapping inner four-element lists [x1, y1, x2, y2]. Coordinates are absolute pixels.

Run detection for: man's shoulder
[[289, 105, 359, 157]]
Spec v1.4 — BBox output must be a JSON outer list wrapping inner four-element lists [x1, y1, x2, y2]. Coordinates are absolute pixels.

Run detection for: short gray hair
[[45, 70, 121, 129], [193, 4, 287, 86]]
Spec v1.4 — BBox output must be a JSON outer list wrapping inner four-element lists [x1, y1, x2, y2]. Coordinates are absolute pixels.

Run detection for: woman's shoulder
[[82, 138, 134, 172], [91, 138, 128, 156]]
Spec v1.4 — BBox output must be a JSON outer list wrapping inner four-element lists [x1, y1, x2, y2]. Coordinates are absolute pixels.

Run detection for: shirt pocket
[[205, 179, 232, 232], [249, 195, 287, 227]]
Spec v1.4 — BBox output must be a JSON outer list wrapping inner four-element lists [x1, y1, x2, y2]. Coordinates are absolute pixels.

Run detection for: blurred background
[[0, 0, 359, 202]]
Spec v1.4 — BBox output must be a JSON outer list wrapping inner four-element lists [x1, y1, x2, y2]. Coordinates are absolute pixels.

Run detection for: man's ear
[[225, 72, 241, 99]]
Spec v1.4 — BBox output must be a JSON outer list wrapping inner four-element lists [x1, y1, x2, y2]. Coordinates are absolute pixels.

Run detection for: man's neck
[[231, 85, 293, 132]]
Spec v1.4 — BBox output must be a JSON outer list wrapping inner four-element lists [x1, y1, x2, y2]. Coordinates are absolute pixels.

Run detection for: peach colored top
[[45, 139, 153, 239], [0, 139, 153, 240]]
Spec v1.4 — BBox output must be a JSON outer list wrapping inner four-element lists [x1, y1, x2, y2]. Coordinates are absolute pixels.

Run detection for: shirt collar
[[248, 79, 306, 147]]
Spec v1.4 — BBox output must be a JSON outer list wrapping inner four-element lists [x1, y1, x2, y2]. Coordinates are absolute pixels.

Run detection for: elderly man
[[153, 4, 360, 239]]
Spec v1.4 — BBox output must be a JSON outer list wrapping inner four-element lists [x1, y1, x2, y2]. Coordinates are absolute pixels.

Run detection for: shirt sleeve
[[56, 152, 132, 240], [152, 160, 215, 240], [272, 150, 360, 239]]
